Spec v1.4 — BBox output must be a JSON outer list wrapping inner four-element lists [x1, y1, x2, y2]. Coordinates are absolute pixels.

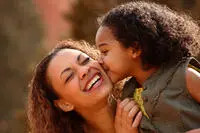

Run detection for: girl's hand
[[115, 98, 142, 133]]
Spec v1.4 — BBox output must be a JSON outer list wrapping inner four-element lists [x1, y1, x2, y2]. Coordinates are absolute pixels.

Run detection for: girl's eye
[[65, 73, 74, 84], [81, 57, 90, 65], [101, 50, 108, 55]]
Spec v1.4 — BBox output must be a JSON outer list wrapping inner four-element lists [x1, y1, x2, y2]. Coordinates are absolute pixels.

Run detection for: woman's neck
[[79, 100, 115, 133]]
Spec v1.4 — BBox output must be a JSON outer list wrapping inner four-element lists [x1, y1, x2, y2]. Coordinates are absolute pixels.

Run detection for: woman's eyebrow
[[60, 53, 82, 78], [76, 53, 81, 63], [60, 67, 71, 78]]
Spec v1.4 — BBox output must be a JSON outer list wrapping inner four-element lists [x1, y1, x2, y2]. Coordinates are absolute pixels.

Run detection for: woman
[[27, 40, 142, 133]]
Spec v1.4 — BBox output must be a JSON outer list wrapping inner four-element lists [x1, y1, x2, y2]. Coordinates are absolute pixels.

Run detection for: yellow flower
[[133, 88, 149, 119]]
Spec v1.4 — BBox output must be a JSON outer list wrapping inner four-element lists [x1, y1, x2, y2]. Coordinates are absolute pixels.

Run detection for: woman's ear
[[54, 100, 74, 112]]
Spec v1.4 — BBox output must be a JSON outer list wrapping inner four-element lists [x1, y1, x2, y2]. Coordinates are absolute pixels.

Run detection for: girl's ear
[[54, 100, 74, 112], [132, 49, 141, 58], [131, 42, 141, 59]]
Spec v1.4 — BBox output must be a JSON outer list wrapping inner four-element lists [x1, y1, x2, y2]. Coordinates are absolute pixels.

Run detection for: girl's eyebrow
[[97, 43, 108, 48]]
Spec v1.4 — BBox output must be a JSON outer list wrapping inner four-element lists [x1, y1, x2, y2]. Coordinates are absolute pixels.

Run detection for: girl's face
[[46, 49, 113, 111], [95, 26, 134, 83]]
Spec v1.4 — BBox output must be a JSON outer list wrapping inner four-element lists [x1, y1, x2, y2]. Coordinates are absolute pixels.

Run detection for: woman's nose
[[79, 66, 89, 79]]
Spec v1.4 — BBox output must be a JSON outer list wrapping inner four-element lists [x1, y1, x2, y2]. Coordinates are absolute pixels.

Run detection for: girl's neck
[[131, 65, 159, 85], [129, 58, 159, 85], [80, 100, 115, 133], [136, 67, 158, 85]]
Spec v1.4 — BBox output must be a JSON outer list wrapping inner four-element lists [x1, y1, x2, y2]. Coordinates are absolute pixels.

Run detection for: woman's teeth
[[85, 75, 100, 91]]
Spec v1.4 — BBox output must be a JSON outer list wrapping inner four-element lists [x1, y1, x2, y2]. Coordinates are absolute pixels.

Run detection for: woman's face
[[46, 48, 113, 110]]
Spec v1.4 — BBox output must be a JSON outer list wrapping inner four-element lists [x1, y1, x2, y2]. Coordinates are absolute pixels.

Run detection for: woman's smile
[[83, 72, 102, 92]]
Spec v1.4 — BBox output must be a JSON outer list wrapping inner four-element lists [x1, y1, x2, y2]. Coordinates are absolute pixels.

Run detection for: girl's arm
[[185, 128, 200, 133], [186, 67, 200, 103]]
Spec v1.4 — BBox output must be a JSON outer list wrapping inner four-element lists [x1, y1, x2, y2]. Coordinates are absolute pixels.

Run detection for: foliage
[[0, 0, 43, 132]]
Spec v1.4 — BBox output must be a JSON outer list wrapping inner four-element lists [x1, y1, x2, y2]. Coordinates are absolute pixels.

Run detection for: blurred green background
[[0, 0, 199, 132]]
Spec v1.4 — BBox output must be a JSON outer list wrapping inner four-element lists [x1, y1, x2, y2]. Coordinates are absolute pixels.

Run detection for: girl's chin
[[110, 77, 118, 84]]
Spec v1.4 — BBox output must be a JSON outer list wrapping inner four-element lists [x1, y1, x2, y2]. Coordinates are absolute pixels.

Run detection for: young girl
[[95, 1, 200, 133], [27, 40, 142, 133]]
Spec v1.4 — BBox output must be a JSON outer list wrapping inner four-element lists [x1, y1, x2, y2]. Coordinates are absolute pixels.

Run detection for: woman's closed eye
[[81, 57, 90, 65], [65, 73, 74, 84]]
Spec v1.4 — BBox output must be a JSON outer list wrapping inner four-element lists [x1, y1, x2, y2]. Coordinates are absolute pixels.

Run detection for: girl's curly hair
[[98, 1, 200, 69], [27, 40, 99, 133]]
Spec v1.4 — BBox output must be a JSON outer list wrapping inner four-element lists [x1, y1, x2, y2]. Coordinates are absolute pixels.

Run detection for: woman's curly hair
[[98, 1, 200, 69], [27, 40, 99, 133]]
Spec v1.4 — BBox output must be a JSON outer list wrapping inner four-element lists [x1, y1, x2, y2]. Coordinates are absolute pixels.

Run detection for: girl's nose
[[98, 57, 108, 71], [98, 57, 103, 65]]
